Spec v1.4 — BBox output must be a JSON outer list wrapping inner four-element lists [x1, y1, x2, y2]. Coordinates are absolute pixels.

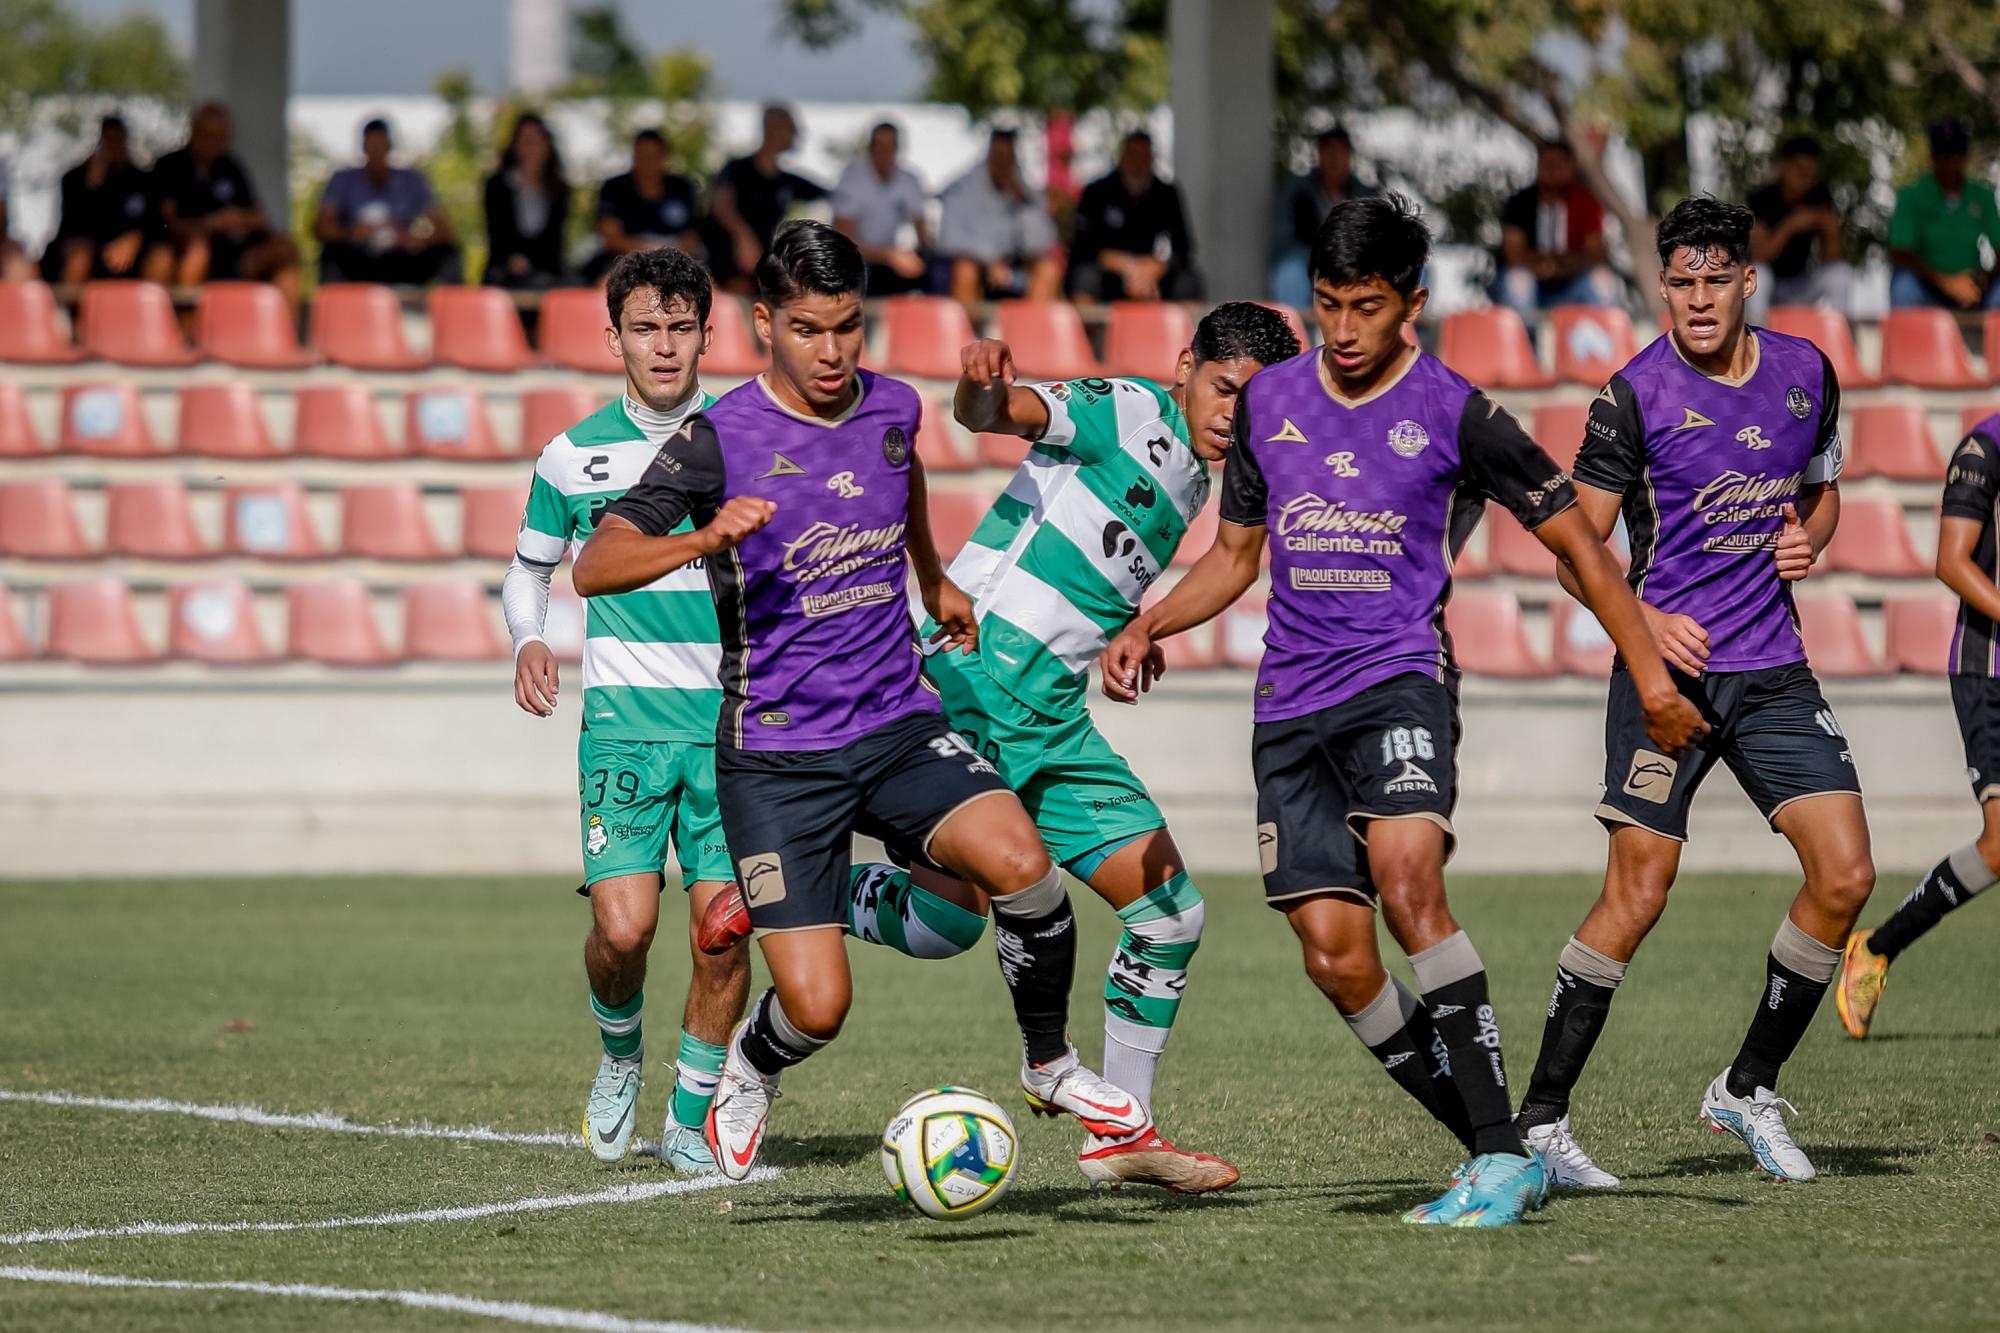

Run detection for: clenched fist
[[697, 496, 777, 556]]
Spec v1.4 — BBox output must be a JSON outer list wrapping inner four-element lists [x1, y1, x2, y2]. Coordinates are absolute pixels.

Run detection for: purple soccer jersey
[[606, 370, 940, 749], [1574, 328, 1842, 673], [1941, 413, 2000, 675], [1220, 348, 1577, 721]]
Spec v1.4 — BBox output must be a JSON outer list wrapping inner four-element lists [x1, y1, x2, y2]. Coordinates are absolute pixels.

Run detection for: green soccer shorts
[[576, 732, 734, 890], [923, 649, 1165, 874]]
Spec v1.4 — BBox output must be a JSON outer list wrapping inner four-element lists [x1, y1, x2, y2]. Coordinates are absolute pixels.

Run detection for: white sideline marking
[[0, 1265, 760, 1333], [0, 1088, 574, 1146], [0, 1169, 779, 1247]]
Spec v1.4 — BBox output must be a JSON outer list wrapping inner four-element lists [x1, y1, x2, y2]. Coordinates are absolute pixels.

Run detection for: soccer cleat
[[1698, 1069, 1815, 1182], [583, 1053, 644, 1163], [1077, 1129, 1240, 1194], [1404, 1152, 1547, 1227], [1020, 1047, 1152, 1139], [1835, 930, 1890, 1040], [1521, 1114, 1621, 1188], [695, 881, 751, 956], [659, 1123, 717, 1176], [705, 1030, 780, 1182]]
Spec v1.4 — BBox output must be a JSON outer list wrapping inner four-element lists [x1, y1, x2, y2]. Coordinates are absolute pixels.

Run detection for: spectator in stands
[[1269, 124, 1377, 308], [1746, 135, 1851, 320], [1492, 139, 1620, 314], [483, 112, 572, 289], [705, 105, 826, 293], [154, 102, 303, 311], [938, 128, 1061, 306], [39, 115, 171, 286], [831, 121, 931, 297], [1889, 118, 2000, 311], [313, 117, 459, 286], [1066, 130, 1201, 302], [583, 128, 699, 283], [0, 154, 33, 283]]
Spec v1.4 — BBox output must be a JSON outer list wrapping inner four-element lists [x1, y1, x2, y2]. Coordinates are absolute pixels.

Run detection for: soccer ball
[[879, 1087, 1018, 1220]]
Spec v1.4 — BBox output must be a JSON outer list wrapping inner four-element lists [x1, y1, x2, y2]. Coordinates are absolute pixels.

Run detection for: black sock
[[993, 881, 1076, 1067], [1727, 952, 1831, 1098], [1870, 846, 1994, 961], [1412, 933, 1525, 1158], [736, 988, 822, 1079], [1517, 939, 1626, 1131], [1344, 978, 1474, 1152]]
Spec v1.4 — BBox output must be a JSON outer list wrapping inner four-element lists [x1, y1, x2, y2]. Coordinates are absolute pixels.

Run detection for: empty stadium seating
[[977, 431, 1031, 469], [287, 579, 397, 665], [1173, 504, 1219, 567], [105, 480, 211, 559], [1445, 589, 1553, 677], [1822, 496, 1930, 577], [194, 282, 317, 369], [1794, 593, 1886, 677], [61, 382, 163, 457], [0, 281, 84, 363], [1218, 598, 1268, 669], [403, 581, 505, 660], [224, 482, 323, 559], [1549, 599, 1615, 677], [881, 295, 976, 381], [429, 286, 536, 373], [997, 301, 1104, 380], [1530, 400, 1589, 472], [1104, 302, 1194, 381], [461, 484, 531, 561], [0, 480, 93, 559], [1438, 308, 1554, 389], [1846, 402, 1943, 481], [47, 578, 159, 664], [1880, 309, 1983, 390], [1962, 404, 2000, 440], [406, 388, 508, 461], [294, 384, 403, 460], [1766, 306, 1877, 389], [340, 483, 451, 561], [179, 382, 281, 458], [78, 280, 198, 367], [536, 287, 621, 373], [0, 586, 31, 660], [927, 491, 989, 559], [310, 283, 426, 370], [0, 382, 48, 457], [1156, 620, 1218, 672], [168, 579, 276, 664], [916, 398, 977, 472], [1884, 594, 1957, 676], [1552, 305, 1637, 386], [703, 296, 766, 377], [520, 386, 603, 454], [1485, 505, 1556, 578]]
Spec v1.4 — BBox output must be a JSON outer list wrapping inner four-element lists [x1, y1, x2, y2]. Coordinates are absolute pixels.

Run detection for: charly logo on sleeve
[[1387, 419, 1429, 458], [882, 426, 909, 465], [1786, 386, 1812, 419]]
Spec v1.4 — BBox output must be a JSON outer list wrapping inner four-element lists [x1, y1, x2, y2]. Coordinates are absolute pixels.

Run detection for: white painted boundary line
[[0, 1088, 573, 1146], [0, 1265, 761, 1333]]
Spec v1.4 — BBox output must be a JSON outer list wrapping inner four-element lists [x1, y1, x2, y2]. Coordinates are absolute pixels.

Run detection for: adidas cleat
[[1078, 1129, 1239, 1194], [1699, 1068, 1815, 1182], [1835, 930, 1890, 1040], [1020, 1047, 1151, 1139], [583, 1053, 644, 1163]]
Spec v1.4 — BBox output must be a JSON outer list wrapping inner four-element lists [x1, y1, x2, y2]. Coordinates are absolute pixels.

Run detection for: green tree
[[0, 0, 187, 133]]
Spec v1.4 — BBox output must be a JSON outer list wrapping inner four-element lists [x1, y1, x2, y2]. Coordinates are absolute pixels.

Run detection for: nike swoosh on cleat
[[1071, 1094, 1137, 1119], [729, 1138, 758, 1168]]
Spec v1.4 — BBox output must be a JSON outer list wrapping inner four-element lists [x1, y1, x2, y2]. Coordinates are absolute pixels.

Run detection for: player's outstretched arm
[[905, 456, 977, 652], [1938, 516, 2000, 622], [1100, 518, 1263, 704], [574, 502, 772, 597], [1552, 481, 1711, 677], [502, 555, 560, 716], [953, 339, 1051, 439]]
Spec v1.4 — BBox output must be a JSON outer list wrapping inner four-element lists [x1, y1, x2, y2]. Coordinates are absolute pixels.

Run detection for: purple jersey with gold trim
[[1220, 348, 1577, 721], [1941, 413, 2000, 675], [606, 370, 939, 750]]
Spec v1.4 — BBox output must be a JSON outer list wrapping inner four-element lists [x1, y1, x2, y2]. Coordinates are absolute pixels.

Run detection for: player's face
[[1660, 245, 1756, 357], [756, 290, 865, 413], [1311, 276, 1422, 389], [1178, 353, 1261, 460], [608, 289, 709, 412]]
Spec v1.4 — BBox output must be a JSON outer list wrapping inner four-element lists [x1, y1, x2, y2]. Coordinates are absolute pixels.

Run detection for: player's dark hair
[[1538, 137, 1574, 158], [1123, 129, 1153, 149], [1191, 301, 1302, 368], [605, 246, 713, 330], [1777, 134, 1822, 160], [989, 128, 1018, 145], [632, 128, 665, 151], [1655, 195, 1753, 267], [870, 121, 899, 142], [755, 219, 864, 307], [362, 117, 390, 142], [1317, 124, 1352, 149], [1309, 192, 1429, 296]]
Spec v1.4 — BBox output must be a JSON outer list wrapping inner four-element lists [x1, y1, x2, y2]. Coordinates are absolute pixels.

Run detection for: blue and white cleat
[[583, 1053, 644, 1163], [1698, 1068, 1815, 1182], [659, 1122, 718, 1175], [1405, 1152, 1548, 1227]]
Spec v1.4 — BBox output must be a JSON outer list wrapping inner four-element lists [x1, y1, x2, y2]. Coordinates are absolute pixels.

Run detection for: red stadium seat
[[977, 431, 1031, 469], [1795, 593, 1886, 677], [309, 283, 426, 370], [881, 295, 977, 380], [194, 281, 315, 368], [1884, 595, 1958, 676], [403, 581, 505, 660], [1531, 400, 1590, 472], [0, 382, 49, 457], [1549, 599, 1615, 677], [287, 579, 399, 665], [1103, 302, 1194, 381], [927, 491, 990, 559], [48, 579, 159, 664], [0, 480, 94, 559], [429, 286, 536, 372], [294, 384, 403, 460], [1551, 305, 1637, 386], [1485, 504, 1556, 578], [519, 386, 602, 454], [1444, 589, 1554, 677], [105, 480, 212, 559], [78, 280, 198, 367], [1845, 402, 1942, 481], [537, 287, 621, 373], [1765, 306, 1878, 389], [0, 585, 33, 659], [1255, 301, 1311, 350], [704, 296, 766, 377], [405, 388, 507, 461], [1880, 309, 1982, 390], [340, 483, 452, 561], [0, 281, 84, 363], [1218, 597, 1268, 669], [168, 579, 276, 664], [60, 382, 163, 457], [461, 483, 530, 561], [178, 382, 280, 459], [1452, 530, 1491, 580], [1960, 403, 2000, 440], [1438, 308, 1554, 389], [996, 300, 1104, 380], [916, 398, 977, 472], [1172, 503, 1220, 567], [223, 482, 323, 559], [1822, 497, 1929, 577]]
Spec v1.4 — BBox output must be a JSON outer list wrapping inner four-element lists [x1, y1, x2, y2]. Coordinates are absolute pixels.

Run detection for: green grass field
[[3, 872, 1998, 1331]]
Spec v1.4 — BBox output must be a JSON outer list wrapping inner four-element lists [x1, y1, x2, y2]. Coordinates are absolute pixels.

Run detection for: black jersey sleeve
[[1571, 374, 1646, 496], [1942, 428, 2000, 522], [1219, 388, 1269, 526], [1804, 348, 1845, 485], [604, 416, 727, 535], [1458, 392, 1578, 530]]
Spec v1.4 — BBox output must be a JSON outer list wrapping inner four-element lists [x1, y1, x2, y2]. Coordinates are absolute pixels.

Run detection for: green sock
[[590, 989, 643, 1061], [1103, 872, 1206, 1114], [845, 862, 987, 959], [671, 1030, 727, 1130]]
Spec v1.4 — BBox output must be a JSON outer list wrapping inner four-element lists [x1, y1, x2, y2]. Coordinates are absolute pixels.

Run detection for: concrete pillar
[[511, 0, 570, 97], [192, 0, 291, 224], [1169, 0, 1274, 302]]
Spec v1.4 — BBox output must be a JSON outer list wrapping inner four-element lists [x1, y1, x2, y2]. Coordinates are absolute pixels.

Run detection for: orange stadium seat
[[47, 578, 159, 664], [1255, 301, 1311, 351], [0, 480, 94, 559], [1549, 599, 1615, 677], [105, 480, 212, 559], [0, 382, 49, 457], [977, 431, 1031, 469], [916, 398, 977, 472], [1765, 306, 1878, 389], [406, 388, 508, 461], [168, 579, 276, 664], [1880, 309, 1982, 390], [1883, 595, 1958, 676], [340, 483, 452, 561], [996, 300, 1104, 380], [1823, 496, 1929, 577], [537, 288, 620, 373], [1104, 302, 1194, 381], [1438, 308, 1554, 389], [287, 579, 399, 665], [223, 482, 323, 559], [1486, 504, 1556, 578], [1445, 589, 1554, 677], [403, 581, 504, 660], [519, 386, 602, 454], [429, 286, 536, 373], [0, 281, 84, 363], [461, 483, 531, 561], [194, 282, 316, 369], [60, 382, 163, 457], [1551, 305, 1637, 386], [1795, 594, 1886, 676], [704, 296, 766, 377], [881, 295, 976, 380], [0, 585, 33, 659], [1531, 400, 1590, 472], [1845, 402, 1943, 481], [309, 283, 426, 370], [1173, 503, 1219, 567], [927, 491, 990, 559], [294, 384, 402, 460], [1218, 597, 1268, 669], [178, 382, 280, 459], [78, 280, 198, 367], [1960, 403, 2000, 439]]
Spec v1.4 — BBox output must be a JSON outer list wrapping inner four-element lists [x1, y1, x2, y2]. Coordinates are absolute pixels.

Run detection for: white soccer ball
[[879, 1086, 1019, 1220]]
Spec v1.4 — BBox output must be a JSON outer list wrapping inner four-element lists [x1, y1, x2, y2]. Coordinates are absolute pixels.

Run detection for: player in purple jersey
[[1511, 198, 1878, 1185], [573, 222, 1149, 1181], [1099, 196, 1703, 1227], [1836, 411, 2000, 1037]]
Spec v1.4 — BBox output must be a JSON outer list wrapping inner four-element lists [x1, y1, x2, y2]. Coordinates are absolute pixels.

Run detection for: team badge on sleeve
[[882, 427, 909, 466], [1388, 419, 1430, 459], [1786, 386, 1812, 419]]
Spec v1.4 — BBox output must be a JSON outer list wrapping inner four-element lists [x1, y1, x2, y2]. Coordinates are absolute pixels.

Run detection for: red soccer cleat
[[696, 881, 752, 955]]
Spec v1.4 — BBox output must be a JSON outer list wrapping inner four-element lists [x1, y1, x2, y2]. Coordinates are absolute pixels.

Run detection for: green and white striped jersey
[[516, 394, 721, 742], [948, 376, 1207, 711]]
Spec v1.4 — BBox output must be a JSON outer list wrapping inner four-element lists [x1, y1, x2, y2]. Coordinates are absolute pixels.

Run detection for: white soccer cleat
[[1521, 1114, 1621, 1188], [583, 1053, 644, 1163], [1698, 1068, 1815, 1182], [705, 1031, 779, 1182], [1019, 1046, 1151, 1140]]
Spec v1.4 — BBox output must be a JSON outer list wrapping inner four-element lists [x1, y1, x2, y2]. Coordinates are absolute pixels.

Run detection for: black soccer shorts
[[1951, 675, 2000, 804]]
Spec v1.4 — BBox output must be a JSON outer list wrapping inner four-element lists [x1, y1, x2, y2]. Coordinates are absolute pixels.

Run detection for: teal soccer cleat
[[659, 1123, 718, 1175], [1404, 1151, 1548, 1227], [584, 1053, 644, 1163]]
